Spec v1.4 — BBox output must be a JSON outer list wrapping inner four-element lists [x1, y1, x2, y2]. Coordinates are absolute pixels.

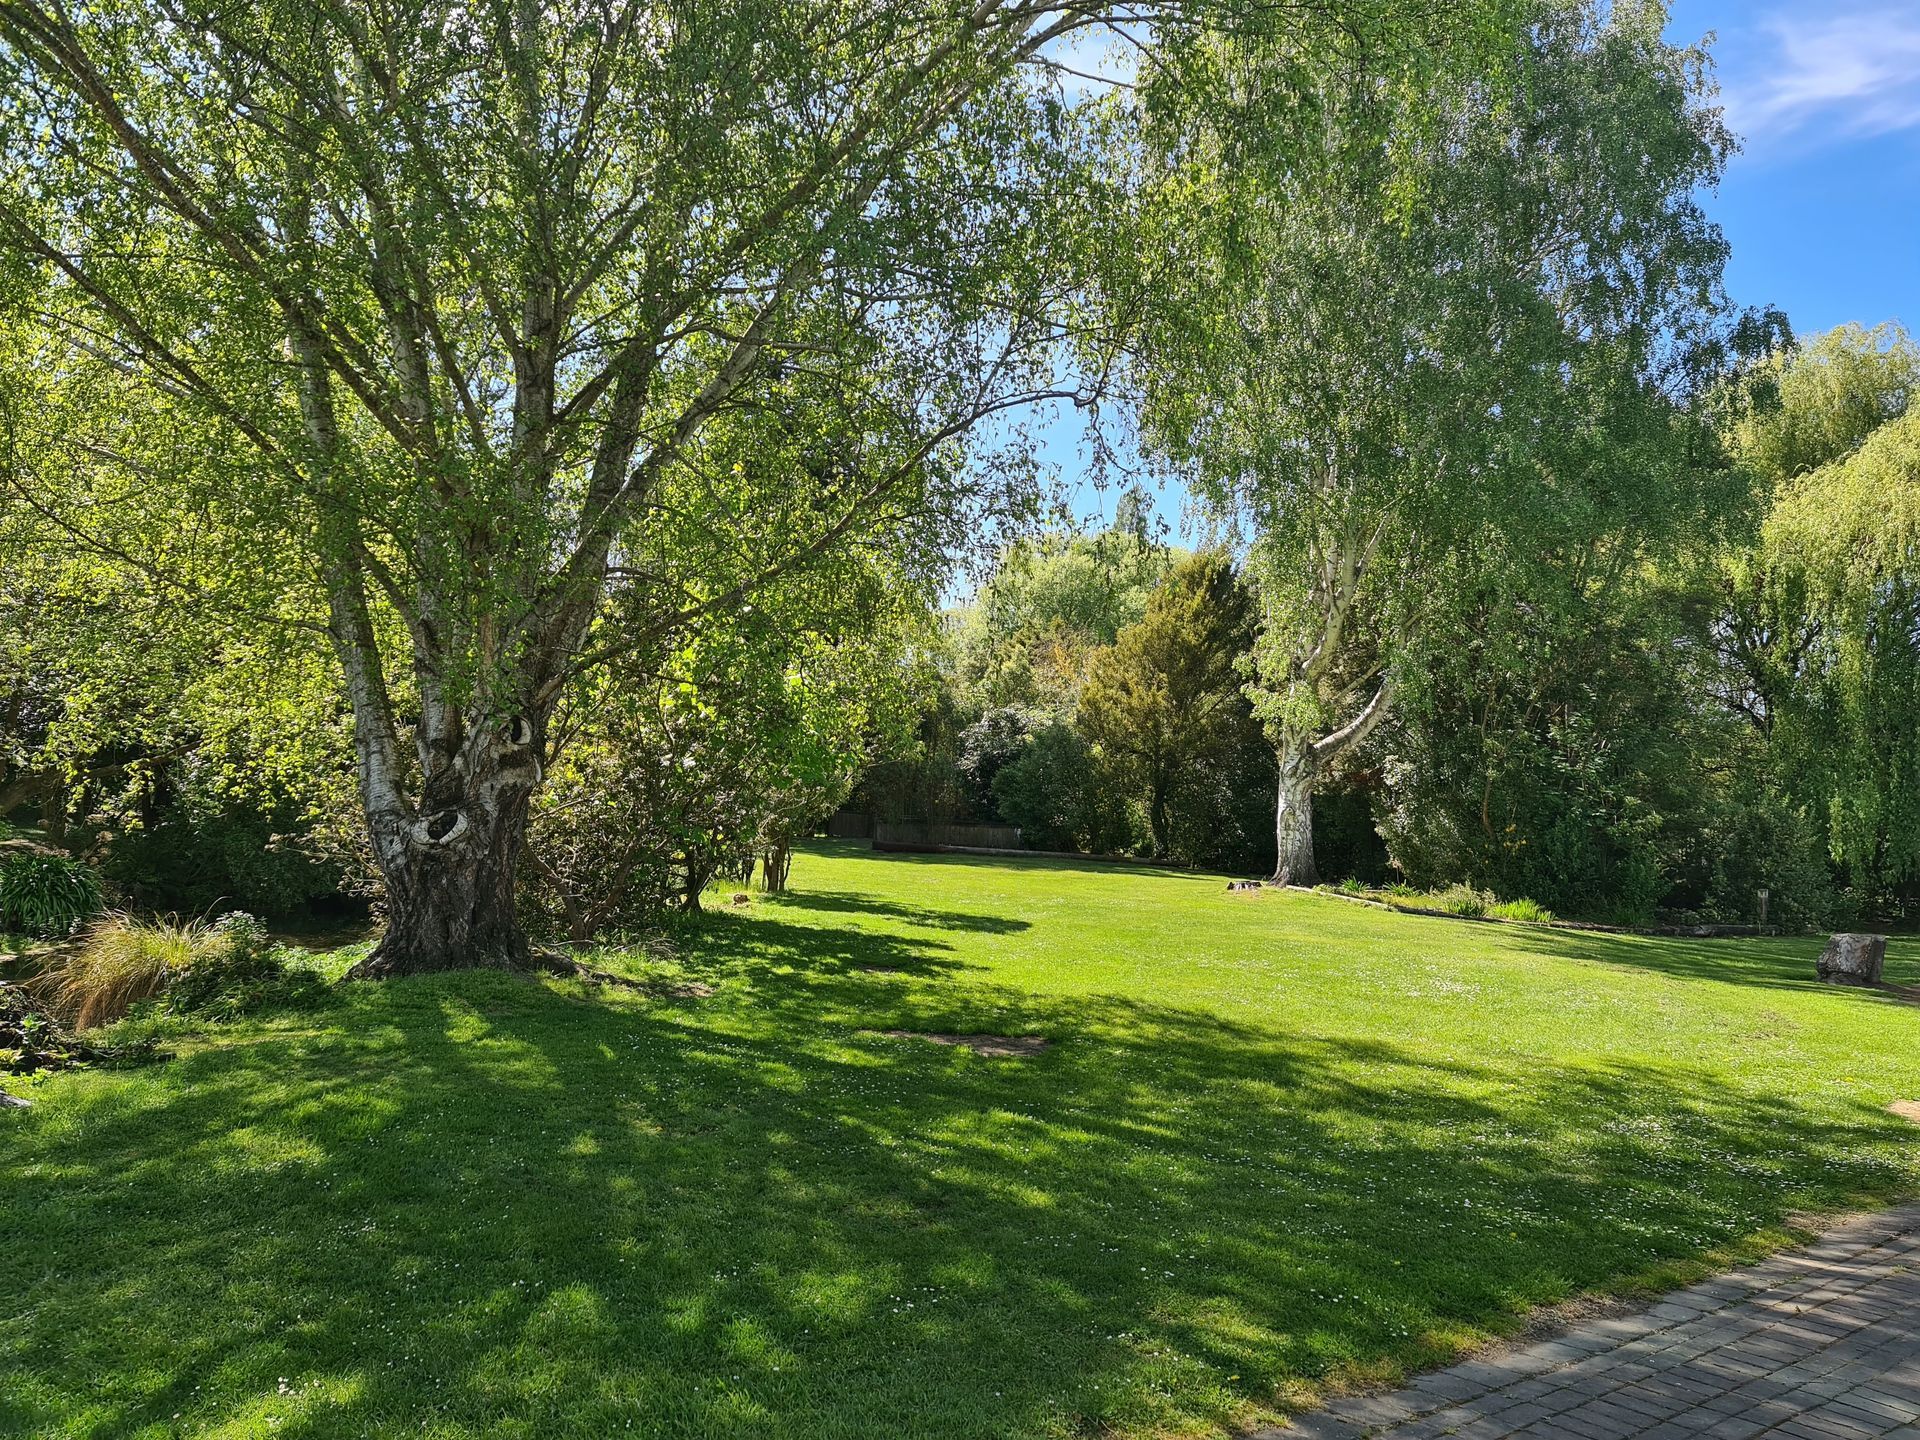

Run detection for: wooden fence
[[871, 820, 1023, 852]]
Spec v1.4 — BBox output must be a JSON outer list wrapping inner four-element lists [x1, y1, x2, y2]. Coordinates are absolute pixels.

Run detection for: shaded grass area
[[5, 843, 1920, 1439]]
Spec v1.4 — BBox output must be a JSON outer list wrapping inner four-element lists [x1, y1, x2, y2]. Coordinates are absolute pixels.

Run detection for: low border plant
[[1327, 877, 1554, 925], [0, 852, 103, 938], [1488, 896, 1555, 924]]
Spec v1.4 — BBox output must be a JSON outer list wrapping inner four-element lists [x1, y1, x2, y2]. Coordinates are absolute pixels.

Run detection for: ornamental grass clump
[[47, 913, 200, 1029]]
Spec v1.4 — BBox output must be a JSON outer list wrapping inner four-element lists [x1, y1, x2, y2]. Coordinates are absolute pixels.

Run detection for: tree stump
[[1816, 933, 1887, 987]]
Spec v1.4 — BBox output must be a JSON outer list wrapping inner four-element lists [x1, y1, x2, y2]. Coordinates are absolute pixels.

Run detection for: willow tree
[[1759, 406, 1920, 895], [1126, 0, 1738, 884], [1701, 324, 1919, 899]]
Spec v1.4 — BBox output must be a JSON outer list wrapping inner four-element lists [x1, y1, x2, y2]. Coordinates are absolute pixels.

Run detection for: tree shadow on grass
[[1503, 926, 1920, 1003], [2, 942, 1916, 1440], [762, 888, 1032, 935], [677, 909, 971, 983]]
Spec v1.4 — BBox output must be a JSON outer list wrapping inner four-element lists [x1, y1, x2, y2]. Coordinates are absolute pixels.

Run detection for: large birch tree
[[0, 0, 1510, 970], [1127, 0, 1738, 884]]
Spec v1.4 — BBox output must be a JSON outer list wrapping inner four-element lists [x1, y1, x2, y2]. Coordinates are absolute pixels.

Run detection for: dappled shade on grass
[[4, 845, 1918, 1439]]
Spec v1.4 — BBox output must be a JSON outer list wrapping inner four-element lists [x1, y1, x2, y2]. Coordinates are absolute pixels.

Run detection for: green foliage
[[1432, 883, 1493, 919], [1078, 552, 1267, 861], [0, 0, 1196, 965], [162, 913, 326, 1022], [1670, 773, 1844, 932], [1377, 588, 1665, 924], [1727, 323, 1917, 483], [1339, 880, 1549, 924], [951, 503, 1174, 715], [0, 851, 102, 938], [1124, 0, 1741, 886], [852, 683, 977, 827], [1359, 323, 1920, 927], [1762, 412, 1920, 896], [1382, 703, 1674, 926], [1707, 326, 1920, 910], [1488, 897, 1554, 924], [862, 546, 1272, 871], [525, 577, 927, 936], [100, 799, 344, 919], [989, 722, 1136, 855], [956, 708, 1037, 817]]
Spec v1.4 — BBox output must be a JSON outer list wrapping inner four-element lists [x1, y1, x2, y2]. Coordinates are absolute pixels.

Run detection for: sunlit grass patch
[[3, 842, 1916, 1439]]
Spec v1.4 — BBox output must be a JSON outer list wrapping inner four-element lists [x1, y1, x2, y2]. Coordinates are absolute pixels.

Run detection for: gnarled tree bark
[[351, 716, 546, 975]]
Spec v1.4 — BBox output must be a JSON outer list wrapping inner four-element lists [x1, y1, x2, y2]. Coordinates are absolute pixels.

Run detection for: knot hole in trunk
[[410, 808, 470, 848]]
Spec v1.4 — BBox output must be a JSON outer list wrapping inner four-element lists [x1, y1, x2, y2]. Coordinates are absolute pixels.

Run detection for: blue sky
[[1036, 1, 1920, 537], [1675, 0, 1920, 337]]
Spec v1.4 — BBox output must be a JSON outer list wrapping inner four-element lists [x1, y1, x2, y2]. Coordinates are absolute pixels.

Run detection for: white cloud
[[1723, 7, 1920, 148]]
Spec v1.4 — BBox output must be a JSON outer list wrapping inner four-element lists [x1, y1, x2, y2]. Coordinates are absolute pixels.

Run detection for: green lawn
[[6, 844, 1920, 1439]]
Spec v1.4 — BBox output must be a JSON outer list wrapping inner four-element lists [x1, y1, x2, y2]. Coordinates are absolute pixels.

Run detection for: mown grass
[[4, 842, 1919, 1439]]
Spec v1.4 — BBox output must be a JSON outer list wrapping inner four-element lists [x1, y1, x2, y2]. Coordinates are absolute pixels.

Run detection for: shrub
[[1489, 897, 1555, 924], [991, 722, 1136, 855], [46, 912, 199, 1028], [0, 851, 104, 937], [164, 912, 322, 1020], [957, 707, 1035, 816], [101, 806, 341, 919], [1668, 775, 1841, 930]]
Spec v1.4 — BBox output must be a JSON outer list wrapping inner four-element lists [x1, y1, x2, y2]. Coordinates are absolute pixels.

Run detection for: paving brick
[[1263, 1206, 1920, 1440]]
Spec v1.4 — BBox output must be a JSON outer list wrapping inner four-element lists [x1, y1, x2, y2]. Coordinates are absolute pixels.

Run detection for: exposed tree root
[[527, 950, 714, 998], [336, 944, 714, 997]]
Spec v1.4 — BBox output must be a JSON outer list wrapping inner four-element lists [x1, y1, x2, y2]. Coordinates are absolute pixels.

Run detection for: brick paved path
[[1266, 1205, 1920, 1440]]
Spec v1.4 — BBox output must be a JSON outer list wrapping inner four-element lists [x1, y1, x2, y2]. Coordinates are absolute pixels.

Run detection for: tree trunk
[[348, 718, 544, 978], [1271, 744, 1318, 887], [761, 844, 792, 893], [681, 852, 717, 912], [364, 815, 531, 975]]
